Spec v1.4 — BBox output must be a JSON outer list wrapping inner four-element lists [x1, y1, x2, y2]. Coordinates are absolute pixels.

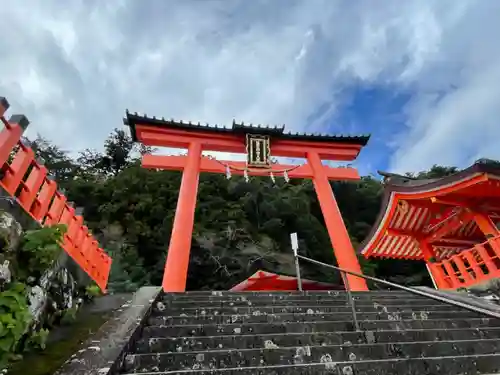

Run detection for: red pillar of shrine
[[162, 142, 202, 292], [473, 212, 500, 255], [427, 263, 450, 289], [307, 151, 368, 291], [419, 240, 436, 261], [420, 240, 448, 288], [473, 213, 499, 237]]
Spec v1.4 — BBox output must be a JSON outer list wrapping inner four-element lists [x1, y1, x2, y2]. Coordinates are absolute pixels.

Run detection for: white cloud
[[0, 0, 499, 173]]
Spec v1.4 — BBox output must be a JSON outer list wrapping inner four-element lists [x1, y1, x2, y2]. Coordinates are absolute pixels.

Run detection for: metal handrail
[[295, 254, 500, 329], [339, 268, 360, 331]]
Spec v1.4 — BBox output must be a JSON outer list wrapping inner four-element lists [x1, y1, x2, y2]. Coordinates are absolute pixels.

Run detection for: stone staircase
[[118, 290, 500, 374]]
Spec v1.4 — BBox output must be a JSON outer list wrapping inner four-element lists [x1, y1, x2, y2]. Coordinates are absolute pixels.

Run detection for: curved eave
[[359, 164, 500, 259], [123, 111, 370, 146]]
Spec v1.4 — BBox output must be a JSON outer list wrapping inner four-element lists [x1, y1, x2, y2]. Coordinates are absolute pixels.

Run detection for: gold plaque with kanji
[[246, 134, 270, 167]]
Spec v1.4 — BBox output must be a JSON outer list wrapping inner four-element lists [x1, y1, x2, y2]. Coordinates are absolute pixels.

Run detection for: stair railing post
[[290, 232, 303, 292], [341, 270, 360, 332]]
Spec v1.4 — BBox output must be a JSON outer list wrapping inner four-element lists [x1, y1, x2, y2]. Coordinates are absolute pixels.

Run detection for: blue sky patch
[[325, 83, 413, 174]]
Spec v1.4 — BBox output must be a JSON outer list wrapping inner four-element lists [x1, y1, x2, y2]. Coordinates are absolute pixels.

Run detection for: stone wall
[[0, 190, 92, 367]]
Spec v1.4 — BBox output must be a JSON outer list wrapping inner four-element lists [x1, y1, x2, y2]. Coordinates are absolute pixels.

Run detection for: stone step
[[169, 290, 408, 294], [120, 353, 500, 375], [161, 292, 428, 304], [122, 338, 500, 373], [134, 327, 500, 354], [161, 297, 442, 308], [149, 310, 479, 326], [153, 303, 464, 317], [142, 317, 500, 338], [163, 290, 415, 299]]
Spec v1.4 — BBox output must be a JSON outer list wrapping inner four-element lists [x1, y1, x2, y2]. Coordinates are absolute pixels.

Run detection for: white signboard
[[290, 232, 299, 255]]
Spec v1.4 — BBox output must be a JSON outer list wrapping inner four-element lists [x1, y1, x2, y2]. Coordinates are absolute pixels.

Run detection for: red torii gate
[[125, 112, 371, 292]]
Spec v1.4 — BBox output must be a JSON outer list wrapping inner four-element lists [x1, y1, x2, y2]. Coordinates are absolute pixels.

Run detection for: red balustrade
[[434, 235, 500, 289], [0, 96, 111, 292]]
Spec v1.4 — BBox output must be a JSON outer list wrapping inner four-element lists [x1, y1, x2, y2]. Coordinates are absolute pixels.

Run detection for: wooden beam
[[430, 197, 471, 207], [425, 210, 474, 242], [142, 154, 362, 180], [430, 197, 500, 214], [427, 206, 458, 229], [396, 199, 445, 217], [386, 228, 478, 246], [136, 125, 363, 161], [432, 238, 478, 246], [386, 228, 422, 238], [425, 207, 466, 233], [419, 240, 436, 260], [472, 212, 500, 237], [429, 197, 500, 235]]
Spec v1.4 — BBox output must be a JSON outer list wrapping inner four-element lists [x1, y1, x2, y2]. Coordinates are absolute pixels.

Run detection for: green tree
[[27, 129, 468, 291]]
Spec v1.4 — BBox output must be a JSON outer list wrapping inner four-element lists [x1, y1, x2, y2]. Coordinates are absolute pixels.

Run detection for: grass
[[8, 311, 112, 375]]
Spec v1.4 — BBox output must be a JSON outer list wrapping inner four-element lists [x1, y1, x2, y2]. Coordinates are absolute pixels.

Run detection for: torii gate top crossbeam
[[124, 112, 370, 161]]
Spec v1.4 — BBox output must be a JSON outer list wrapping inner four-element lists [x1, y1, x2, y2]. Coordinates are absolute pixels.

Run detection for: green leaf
[[0, 336, 15, 352]]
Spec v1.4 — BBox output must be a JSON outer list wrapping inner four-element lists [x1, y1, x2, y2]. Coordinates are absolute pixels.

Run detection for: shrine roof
[[229, 270, 340, 292], [124, 111, 370, 145], [359, 160, 500, 261], [378, 160, 500, 192]]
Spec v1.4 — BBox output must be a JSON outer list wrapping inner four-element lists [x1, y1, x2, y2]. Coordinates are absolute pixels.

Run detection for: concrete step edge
[[163, 291, 415, 297], [160, 294, 432, 303], [151, 309, 472, 319], [158, 303, 451, 312], [161, 300, 444, 307], [137, 326, 500, 342], [160, 302, 447, 310], [162, 295, 430, 301], [165, 290, 412, 293], [127, 337, 500, 357], [145, 316, 497, 329], [120, 352, 500, 374], [162, 295, 419, 301]]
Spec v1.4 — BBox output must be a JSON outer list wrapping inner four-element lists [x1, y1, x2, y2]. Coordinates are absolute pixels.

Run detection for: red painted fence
[[433, 235, 500, 289], [0, 96, 111, 291]]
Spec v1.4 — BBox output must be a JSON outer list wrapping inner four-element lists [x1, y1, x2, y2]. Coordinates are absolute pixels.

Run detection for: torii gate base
[[125, 113, 371, 292]]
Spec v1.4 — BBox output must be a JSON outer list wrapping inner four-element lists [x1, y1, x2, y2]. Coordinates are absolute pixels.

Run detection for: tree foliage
[[28, 129, 478, 292], [0, 225, 66, 367]]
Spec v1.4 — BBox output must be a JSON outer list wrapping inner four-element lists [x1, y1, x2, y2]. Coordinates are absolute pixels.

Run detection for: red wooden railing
[[434, 235, 500, 289], [0, 96, 111, 291]]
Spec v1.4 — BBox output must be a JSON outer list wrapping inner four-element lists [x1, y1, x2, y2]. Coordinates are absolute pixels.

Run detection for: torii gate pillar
[[162, 142, 202, 291], [307, 151, 367, 291]]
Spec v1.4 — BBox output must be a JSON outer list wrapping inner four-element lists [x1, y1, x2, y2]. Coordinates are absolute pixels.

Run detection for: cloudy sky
[[1, 0, 499, 176]]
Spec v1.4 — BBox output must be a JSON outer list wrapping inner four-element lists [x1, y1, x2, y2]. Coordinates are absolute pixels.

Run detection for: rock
[[0, 260, 12, 284], [466, 278, 500, 305], [28, 285, 48, 323], [0, 211, 23, 252]]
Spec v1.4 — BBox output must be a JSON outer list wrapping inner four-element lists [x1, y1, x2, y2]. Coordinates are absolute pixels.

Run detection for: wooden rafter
[[386, 228, 479, 246]]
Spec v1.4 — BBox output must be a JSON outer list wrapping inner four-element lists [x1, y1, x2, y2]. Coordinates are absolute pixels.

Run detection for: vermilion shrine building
[[360, 161, 500, 290], [230, 270, 340, 292], [125, 112, 370, 292]]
